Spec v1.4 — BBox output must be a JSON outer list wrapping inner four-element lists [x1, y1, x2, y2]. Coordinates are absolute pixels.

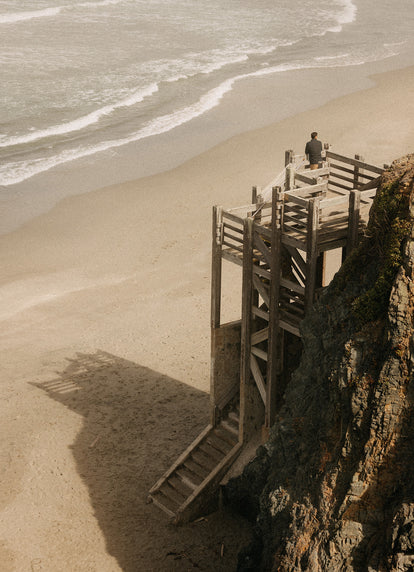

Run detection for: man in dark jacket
[[305, 132, 322, 170]]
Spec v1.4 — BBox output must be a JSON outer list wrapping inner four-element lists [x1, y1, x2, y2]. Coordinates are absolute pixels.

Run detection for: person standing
[[305, 132, 323, 170]]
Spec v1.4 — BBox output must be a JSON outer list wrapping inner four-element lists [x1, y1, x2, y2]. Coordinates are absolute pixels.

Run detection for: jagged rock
[[226, 155, 414, 571]]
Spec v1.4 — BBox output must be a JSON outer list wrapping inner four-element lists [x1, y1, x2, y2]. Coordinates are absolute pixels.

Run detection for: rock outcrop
[[226, 155, 414, 571]]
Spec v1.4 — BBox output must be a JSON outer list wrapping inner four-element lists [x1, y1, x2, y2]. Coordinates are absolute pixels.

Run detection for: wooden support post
[[240, 217, 254, 442], [285, 149, 294, 166], [304, 198, 320, 311], [251, 186, 258, 204], [265, 187, 284, 430], [239, 217, 264, 442], [353, 154, 364, 188], [211, 206, 223, 329], [210, 205, 223, 426], [285, 165, 295, 191], [346, 190, 361, 257]]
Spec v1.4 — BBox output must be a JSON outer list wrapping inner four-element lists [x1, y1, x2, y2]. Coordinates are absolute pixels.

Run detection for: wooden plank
[[213, 427, 238, 446], [223, 230, 243, 244], [304, 198, 319, 310], [211, 206, 223, 330], [223, 221, 243, 234], [206, 433, 232, 455], [329, 162, 355, 175], [148, 424, 213, 495], [330, 170, 361, 187], [280, 277, 305, 295], [251, 326, 269, 345], [221, 252, 243, 268], [320, 195, 349, 208], [183, 458, 210, 479], [169, 475, 194, 497], [253, 275, 270, 307], [161, 482, 186, 504], [250, 354, 267, 404], [320, 215, 349, 228], [279, 319, 301, 337], [176, 442, 242, 522], [346, 189, 361, 256], [150, 493, 177, 518], [222, 211, 245, 224], [253, 265, 271, 280], [286, 182, 327, 197], [328, 179, 353, 192], [199, 442, 224, 463], [176, 467, 203, 488], [253, 232, 272, 267], [252, 306, 269, 321], [284, 193, 308, 207], [284, 203, 308, 215], [222, 239, 243, 252], [240, 216, 254, 443], [265, 186, 283, 429], [191, 450, 217, 472], [285, 244, 307, 276], [282, 234, 307, 251], [284, 212, 308, 225], [221, 419, 239, 437], [294, 168, 329, 185], [254, 223, 272, 240], [326, 150, 384, 174], [283, 222, 308, 236], [285, 165, 295, 191], [251, 346, 268, 362], [288, 259, 306, 286]]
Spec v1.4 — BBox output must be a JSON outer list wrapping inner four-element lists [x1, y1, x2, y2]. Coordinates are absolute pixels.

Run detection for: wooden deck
[[148, 150, 385, 523]]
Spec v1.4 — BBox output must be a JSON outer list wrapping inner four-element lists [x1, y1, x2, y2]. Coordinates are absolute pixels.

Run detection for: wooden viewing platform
[[148, 149, 385, 524]]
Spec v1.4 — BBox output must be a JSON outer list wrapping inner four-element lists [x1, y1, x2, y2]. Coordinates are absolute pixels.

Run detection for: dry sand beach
[[1, 65, 414, 571]]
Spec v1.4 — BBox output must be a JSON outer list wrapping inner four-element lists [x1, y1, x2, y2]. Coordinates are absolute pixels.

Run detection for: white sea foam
[[78, 0, 125, 7], [0, 7, 62, 24], [0, 44, 402, 187], [327, 0, 357, 33], [0, 0, 124, 25], [0, 84, 159, 148]]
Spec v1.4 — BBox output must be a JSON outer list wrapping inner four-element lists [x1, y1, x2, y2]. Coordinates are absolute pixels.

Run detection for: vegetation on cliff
[[226, 155, 414, 571]]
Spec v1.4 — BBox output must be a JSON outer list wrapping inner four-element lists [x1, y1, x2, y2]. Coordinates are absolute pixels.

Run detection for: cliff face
[[227, 155, 414, 571]]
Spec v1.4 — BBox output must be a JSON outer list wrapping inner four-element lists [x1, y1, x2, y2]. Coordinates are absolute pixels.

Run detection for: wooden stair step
[[206, 433, 233, 455], [191, 450, 217, 472], [213, 426, 238, 446], [220, 420, 239, 437], [183, 458, 210, 480], [228, 410, 240, 424], [199, 442, 224, 463], [168, 475, 194, 497], [175, 467, 201, 490], [150, 493, 177, 518], [160, 482, 186, 505]]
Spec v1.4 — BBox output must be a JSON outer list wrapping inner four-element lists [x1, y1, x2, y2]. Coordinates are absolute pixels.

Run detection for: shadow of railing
[[33, 350, 250, 571]]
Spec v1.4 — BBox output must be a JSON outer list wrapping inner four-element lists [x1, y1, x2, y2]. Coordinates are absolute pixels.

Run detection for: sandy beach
[[1, 65, 414, 571]]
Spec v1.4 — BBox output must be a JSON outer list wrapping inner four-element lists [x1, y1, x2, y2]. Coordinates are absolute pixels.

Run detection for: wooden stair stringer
[[148, 415, 243, 524]]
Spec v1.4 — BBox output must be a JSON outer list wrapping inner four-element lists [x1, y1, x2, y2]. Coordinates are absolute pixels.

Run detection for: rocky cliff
[[226, 155, 414, 571]]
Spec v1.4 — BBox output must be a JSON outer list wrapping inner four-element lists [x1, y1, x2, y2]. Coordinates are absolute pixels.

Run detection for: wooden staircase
[[148, 408, 242, 524]]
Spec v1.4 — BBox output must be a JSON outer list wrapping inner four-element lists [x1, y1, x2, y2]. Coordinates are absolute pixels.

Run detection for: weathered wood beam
[[326, 150, 384, 174], [304, 197, 320, 310]]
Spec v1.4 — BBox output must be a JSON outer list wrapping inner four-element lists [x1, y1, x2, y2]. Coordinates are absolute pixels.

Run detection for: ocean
[[1, 0, 414, 205]]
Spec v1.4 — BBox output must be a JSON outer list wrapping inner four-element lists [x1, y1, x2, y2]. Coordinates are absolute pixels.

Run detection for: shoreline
[[1, 63, 414, 570], [2, 55, 414, 235]]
